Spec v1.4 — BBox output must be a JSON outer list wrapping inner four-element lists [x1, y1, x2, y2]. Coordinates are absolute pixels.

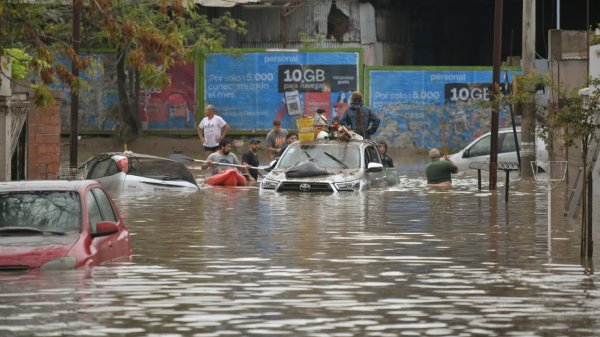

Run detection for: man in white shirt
[[197, 104, 229, 154]]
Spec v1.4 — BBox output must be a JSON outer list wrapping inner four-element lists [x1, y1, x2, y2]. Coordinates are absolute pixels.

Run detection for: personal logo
[[299, 183, 311, 192]]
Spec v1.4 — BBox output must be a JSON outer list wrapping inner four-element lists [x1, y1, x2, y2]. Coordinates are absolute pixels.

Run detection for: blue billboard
[[368, 67, 518, 149], [203, 51, 361, 130]]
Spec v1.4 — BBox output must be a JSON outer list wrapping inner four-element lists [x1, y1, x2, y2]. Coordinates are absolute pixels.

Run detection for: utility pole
[[520, 0, 536, 178], [70, 1, 81, 168], [489, 0, 504, 190]]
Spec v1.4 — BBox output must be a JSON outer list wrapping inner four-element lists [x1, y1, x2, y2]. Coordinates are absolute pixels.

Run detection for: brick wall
[[28, 104, 61, 179]]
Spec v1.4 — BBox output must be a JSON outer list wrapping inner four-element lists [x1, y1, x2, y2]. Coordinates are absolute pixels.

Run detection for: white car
[[448, 127, 548, 174], [78, 152, 199, 192], [260, 139, 398, 192]]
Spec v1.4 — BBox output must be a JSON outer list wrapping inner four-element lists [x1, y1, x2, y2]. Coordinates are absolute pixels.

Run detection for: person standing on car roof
[[339, 91, 380, 140], [425, 148, 458, 187], [198, 104, 229, 155]]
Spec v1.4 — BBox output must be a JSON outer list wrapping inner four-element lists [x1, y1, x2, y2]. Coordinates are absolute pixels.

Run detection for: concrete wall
[[0, 56, 12, 180], [591, 41, 600, 236], [547, 30, 588, 192]]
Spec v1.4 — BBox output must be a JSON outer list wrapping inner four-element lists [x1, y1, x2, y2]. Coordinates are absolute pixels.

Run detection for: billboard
[[368, 67, 518, 149], [203, 51, 361, 130]]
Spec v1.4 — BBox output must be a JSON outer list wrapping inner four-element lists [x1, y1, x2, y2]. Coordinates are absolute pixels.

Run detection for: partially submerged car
[[0, 180, 131, 271], [78, 151, 199, 192], [448, 127, 549, 174], [260, 139, 398, 192]]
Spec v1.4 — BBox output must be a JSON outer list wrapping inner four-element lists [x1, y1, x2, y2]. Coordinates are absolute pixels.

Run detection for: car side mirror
[[367, 162, 384, 172], [92, 221, 119, 238], [463, 148, 470, 158], [263, 159, 277, 173]]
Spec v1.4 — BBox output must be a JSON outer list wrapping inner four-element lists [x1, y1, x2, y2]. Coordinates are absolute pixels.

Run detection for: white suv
[[448, 127, 548, 174], [260, 139, 398, 192]]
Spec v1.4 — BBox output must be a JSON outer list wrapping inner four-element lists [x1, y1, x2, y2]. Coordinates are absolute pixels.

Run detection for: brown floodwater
[[1, 155, 599, 337]]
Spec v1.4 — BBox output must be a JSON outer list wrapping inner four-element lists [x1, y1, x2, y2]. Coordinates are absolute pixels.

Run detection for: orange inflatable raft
[[205, 168, 248, 186]]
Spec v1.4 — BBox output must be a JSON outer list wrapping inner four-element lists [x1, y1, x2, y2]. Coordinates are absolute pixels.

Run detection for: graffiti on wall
[[139, 63, 196, 130], [368, 68, 518, 149], [203, 51, 360, 130], [57, 53, 118, 132], [58, 54, 195, 132]]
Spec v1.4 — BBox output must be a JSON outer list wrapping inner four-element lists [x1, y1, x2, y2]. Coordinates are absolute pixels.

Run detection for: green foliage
[[1, 0, 247, 141], [1, 0, 246, 94], [589, 22, 600, 46], [87, 3, 246, 88], [513, 74, 599, 231], [1, 1, 91, 102], [139, 64, 171, 90], [2, 48, 31, 79], [300, 32, 326, 48], [32, 84, 54, 106], [511, 73, 600, 165]]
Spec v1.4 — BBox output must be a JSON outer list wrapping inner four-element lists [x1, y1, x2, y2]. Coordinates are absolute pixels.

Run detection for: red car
[[0, 180, 131, 271]]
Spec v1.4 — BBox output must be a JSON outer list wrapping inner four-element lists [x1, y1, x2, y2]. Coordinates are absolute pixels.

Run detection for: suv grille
[[278, 182, 334, 192]]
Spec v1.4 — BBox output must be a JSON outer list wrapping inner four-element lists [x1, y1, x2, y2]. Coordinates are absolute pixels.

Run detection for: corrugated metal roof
[[231, 41, 362, 49], [220, 0, 361, 46], [195, 0, 260, 7], [195, 0, 303, 8]]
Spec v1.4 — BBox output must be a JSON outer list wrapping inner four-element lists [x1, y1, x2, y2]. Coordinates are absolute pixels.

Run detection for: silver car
[[448, 127, 549, 174], [78, 152, 199, 192], [260, 139, 398, 192]]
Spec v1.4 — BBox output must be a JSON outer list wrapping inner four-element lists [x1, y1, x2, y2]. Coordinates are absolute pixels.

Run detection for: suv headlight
[[261, 179, 279, 190], [335, 181, 361, 191]]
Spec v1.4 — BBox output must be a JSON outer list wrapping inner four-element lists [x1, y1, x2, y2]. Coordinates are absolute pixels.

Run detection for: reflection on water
[[1, 168, 599, 337]]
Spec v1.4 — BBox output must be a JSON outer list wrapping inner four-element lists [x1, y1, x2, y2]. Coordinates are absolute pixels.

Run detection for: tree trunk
[[128, 68, 141, 134], [581, 139, 590, 257], [116, 48, 139, 142], [520, 102, 536, 178], [520, 0, 536, 179]]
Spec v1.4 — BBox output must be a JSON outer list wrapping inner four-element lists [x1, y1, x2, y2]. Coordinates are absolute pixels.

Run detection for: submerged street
[[1, 158, 599, 337], [3, 0, 600, 335]]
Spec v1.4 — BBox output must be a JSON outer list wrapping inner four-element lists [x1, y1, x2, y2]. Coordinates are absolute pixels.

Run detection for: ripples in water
[[0, 172, 598, 337]]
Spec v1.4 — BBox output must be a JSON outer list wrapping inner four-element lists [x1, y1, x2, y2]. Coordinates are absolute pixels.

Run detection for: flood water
[[1, 158, 600, 337]]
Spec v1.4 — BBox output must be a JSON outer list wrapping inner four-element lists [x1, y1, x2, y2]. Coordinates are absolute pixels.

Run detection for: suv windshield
[[0, 191, 82, 233], [278, 143, 361, 169]]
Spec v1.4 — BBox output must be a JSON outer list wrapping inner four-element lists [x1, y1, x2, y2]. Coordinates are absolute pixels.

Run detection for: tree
[[512, 70, 600, 257], [1, 0, 246, 142], [1, 1, 74, 106]]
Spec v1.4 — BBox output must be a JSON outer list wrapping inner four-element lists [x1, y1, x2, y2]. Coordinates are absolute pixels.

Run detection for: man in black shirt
[[242, 138, 261, 182]]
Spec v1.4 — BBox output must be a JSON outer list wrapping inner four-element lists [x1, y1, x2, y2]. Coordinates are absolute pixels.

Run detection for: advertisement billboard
[[368, 67, 518, 149], [203, 50, 361, 130]]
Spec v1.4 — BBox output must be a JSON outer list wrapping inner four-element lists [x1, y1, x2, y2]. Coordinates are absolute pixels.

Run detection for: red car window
[[0, 191, 81, 233], [86, 191, 103, 233], [91, 188, 117, 222]]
